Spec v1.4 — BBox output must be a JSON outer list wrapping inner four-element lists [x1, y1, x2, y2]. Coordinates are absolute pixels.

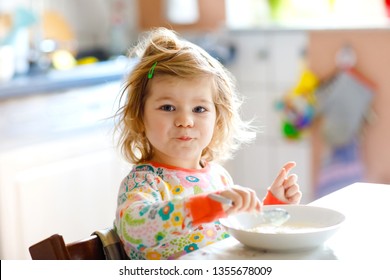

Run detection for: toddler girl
[[114, 28, 301, 260]]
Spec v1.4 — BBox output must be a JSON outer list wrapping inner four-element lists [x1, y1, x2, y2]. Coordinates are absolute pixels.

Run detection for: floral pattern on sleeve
[[115, 162, 232, 259]]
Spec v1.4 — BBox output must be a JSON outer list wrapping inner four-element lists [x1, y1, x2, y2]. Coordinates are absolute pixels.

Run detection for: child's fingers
[[272, 162, 296, 188], [255, 199, 262, 212], [233, 189, 250, 212], [285, 183, 299, 198], [283, 174, 298, 188], [219, 189, 244, 215], [221, 191, 242, 214], [287, 190, 302, 204], [282, 161, 296, 175], [233, 187, 257, 213], [284, 182, 302, 204], [220, 186, 260, 215], [272, 167, 287, 189], [246, 190, 259, 212]]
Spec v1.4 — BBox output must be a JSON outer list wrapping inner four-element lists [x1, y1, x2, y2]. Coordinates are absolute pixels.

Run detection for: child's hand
[[269, 161, 302, 204], [218, 185, 261, 215]]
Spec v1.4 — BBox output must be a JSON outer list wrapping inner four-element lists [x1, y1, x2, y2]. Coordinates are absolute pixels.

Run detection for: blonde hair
[[116, 27, 255, 164]]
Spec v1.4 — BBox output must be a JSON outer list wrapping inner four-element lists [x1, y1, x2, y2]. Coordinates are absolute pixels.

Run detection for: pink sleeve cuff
[[263, 190, 287, 205], [185, 194, 227, 227]]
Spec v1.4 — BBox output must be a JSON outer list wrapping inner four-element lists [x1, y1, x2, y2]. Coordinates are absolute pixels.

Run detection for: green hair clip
[[148, 62, 158, 79]]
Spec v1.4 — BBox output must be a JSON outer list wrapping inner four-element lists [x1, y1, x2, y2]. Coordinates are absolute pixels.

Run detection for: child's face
[[143, 75, 216, 169]]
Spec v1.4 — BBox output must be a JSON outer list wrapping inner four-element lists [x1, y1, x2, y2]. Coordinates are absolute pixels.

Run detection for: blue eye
[[160, 105, 175, 111], [193, 106, 206, 113]]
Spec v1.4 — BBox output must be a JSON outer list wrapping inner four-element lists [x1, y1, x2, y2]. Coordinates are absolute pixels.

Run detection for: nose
[[175, 111, 194, 128]]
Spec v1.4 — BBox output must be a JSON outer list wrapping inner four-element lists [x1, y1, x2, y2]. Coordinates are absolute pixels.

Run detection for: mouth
[[177, 136, 193, 141]]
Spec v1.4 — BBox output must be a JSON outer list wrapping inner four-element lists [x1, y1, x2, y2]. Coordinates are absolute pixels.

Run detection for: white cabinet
[[224, 31, 313, 203], [0, 132, 129, 259], [0, 82, 130, 259]]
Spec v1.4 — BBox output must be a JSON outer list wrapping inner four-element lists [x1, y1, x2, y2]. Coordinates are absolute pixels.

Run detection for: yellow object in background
[[52, 49, 76, 70], [77, 56, 99, 65], [291, 68, 319, 104], [276, 66, 319, 140]]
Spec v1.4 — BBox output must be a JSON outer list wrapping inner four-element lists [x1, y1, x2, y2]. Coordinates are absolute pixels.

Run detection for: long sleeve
[[114, 162, 232, 259], [116, 172, 193, 249]]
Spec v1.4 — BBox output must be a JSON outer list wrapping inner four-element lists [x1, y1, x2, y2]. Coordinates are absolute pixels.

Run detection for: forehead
[[146, 75, 216, 101]]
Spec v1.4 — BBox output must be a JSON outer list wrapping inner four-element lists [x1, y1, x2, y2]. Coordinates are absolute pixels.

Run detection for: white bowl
[[219, 205, 345, 251]]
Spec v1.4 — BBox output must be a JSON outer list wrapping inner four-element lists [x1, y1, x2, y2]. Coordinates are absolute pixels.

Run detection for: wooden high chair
[[29, 227, 128, 260]]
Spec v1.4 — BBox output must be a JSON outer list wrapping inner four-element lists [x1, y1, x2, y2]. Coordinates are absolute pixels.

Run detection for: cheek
[[144, 116, 169, 138], [143, 109, 158, 130], [201, 116, 216, 139], [207, 116, 219, 140]]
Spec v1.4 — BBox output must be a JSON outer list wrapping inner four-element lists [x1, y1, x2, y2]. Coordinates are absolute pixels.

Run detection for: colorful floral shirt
[[114, 161, 281, 260]]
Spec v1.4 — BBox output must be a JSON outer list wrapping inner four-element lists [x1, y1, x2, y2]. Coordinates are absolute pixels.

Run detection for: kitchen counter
[[0, 57, 135, 100]]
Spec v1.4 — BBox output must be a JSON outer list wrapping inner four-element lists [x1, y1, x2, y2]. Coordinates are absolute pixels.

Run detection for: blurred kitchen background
[[1, 0, 390, 259]]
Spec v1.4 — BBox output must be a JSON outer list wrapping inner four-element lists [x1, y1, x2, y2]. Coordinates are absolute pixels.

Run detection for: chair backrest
[[29, 234, 106, 260]]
